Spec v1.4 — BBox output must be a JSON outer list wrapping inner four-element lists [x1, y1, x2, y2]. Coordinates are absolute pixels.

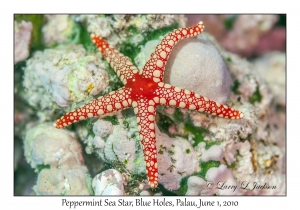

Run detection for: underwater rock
[[92, 169, 125, 195], [205, 164, 241, 195], [81, 115, 146, 175], [42, 15, 76, 46], [23, 44, 109, 118], [24, 123, 92, 195], [221, 15, 278, 57], [34, 166, 91, 195], [155, 125, 200, 190], [253, 52, 286, 106], [14, 20, 32, 64], [201, 145, 224, 162], [185, 176, 216, 195], [93, 119, 114, 137], [77, 14, 186, 49], [24, 123, 84, 169], [102, 123, 146, 174]]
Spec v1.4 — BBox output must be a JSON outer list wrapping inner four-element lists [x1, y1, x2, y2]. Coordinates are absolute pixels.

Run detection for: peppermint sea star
[[54, 21, 243, 189]]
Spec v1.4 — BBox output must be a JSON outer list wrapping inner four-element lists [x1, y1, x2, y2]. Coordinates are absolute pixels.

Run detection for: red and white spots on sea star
[[142, 22, 205, 82], [55, 88, 133, 128], [91, 34, 138, 84], [54, 21, 243, 189], [154, 83, 241, 119]]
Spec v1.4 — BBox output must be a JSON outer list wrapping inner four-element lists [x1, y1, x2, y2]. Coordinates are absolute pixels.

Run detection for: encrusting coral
[[92, 169, 125, 195], [23, 123, 92, 195], [14, 20, 32, 64], [222, 15, 279, 56], [22, 44, 109, 122], [42, 15, 78, 46], [15, 14, 285, 196]]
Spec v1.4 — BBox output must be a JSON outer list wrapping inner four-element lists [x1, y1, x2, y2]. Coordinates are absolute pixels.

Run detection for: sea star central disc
[[126, 74, 159, 101]]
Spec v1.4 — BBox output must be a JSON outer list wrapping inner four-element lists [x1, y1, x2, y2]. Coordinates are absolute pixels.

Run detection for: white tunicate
[[92, 169, 125, 195], [164, 38, 233, 104]]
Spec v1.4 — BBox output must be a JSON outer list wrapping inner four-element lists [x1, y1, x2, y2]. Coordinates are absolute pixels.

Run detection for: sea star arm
[[141, 21, 205, 82], [54, 87, 132, 128], [132, 99, 158, 189], [91, 34, 139, 85], [155, 83, 244, 119]]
